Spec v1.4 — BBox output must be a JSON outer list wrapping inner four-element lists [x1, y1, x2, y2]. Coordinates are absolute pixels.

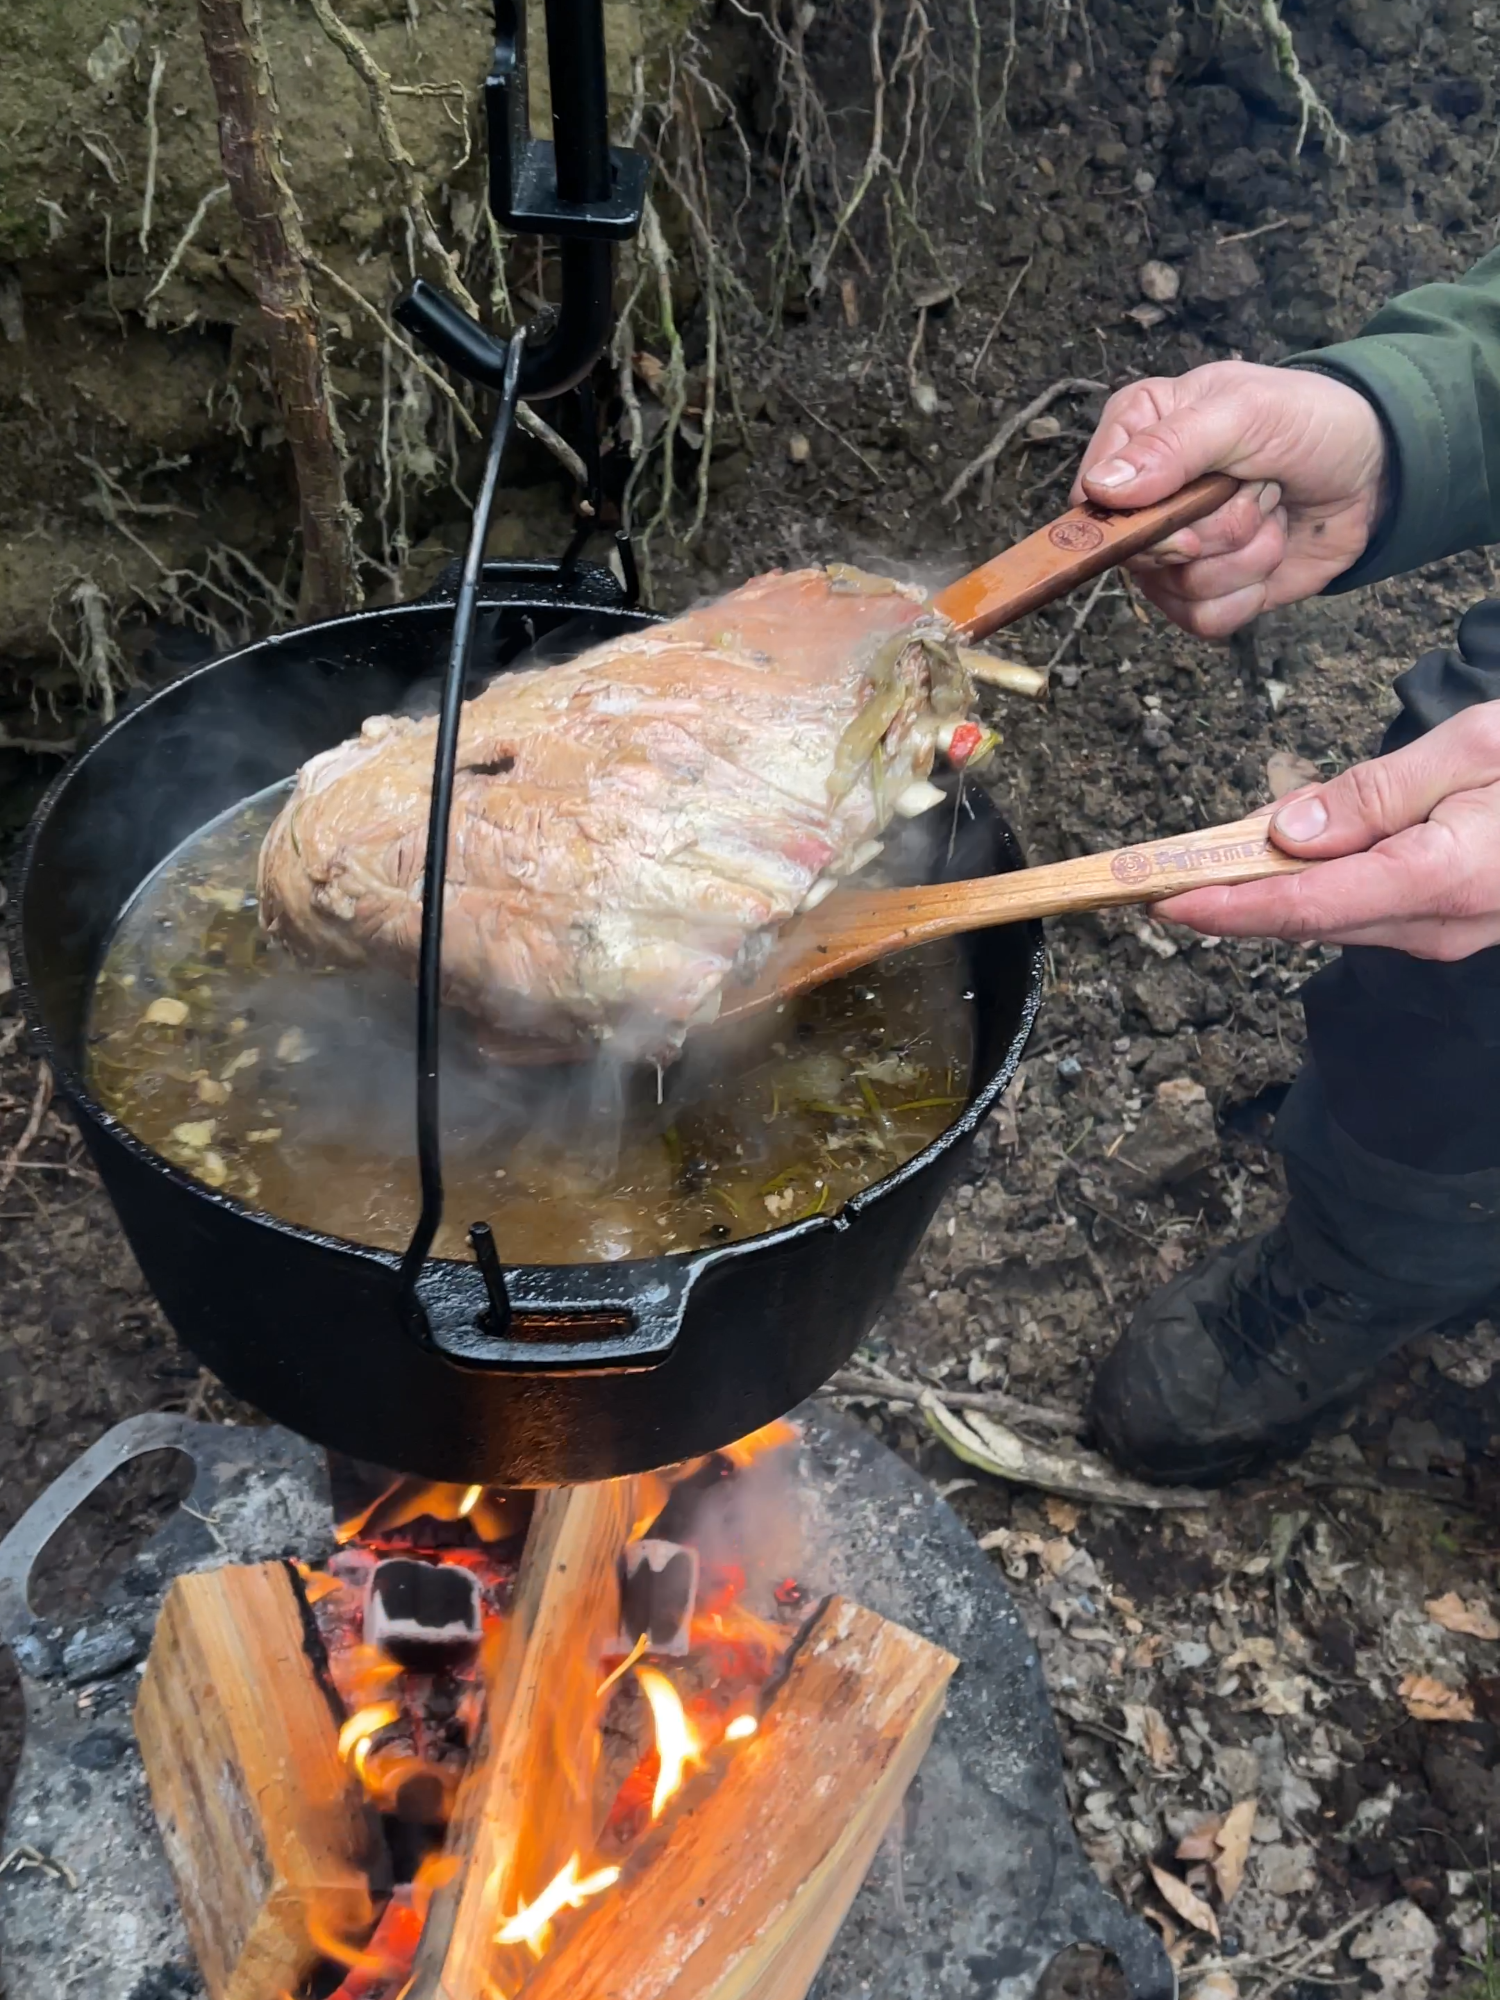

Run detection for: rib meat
[[257, 568, 973, 1060]]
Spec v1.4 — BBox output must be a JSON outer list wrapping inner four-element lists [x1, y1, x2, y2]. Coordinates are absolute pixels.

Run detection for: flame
[[294, 1560, 344, 1606], [495, 1854, 622, 1958], [336, 1477, 526, 1546], [338, 1699, 401, 1766], [597, 1631, 648, 1700], [723, 1712, 758, 1742], [717, 1418, 799, 1470], [637, 1666, 699, 1818], [305, 1905, 392, 1975]]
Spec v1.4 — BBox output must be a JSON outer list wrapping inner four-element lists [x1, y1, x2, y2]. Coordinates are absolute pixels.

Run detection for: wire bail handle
[[397, 331, 526, 1336]]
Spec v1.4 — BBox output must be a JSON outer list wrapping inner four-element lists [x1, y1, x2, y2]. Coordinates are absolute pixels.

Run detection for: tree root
[[144, 183, 229, 319], [48, 580, 130, 722], [197, 0, 361, 620], [306, 0, 479, 313], [1259, 0, 1348, 159], [138, 49, 167, 254], [1216, 0, 1348, 160]]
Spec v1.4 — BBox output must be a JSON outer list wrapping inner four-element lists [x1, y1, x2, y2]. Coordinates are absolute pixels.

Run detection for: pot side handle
[[408, 1256, 697, 1373]]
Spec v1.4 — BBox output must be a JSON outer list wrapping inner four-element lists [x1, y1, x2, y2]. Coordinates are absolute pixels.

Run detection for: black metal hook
[[397, 330, 527, 1333]]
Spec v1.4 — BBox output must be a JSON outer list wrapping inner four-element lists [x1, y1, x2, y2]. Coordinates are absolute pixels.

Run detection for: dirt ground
[[7, 0, 1500, 1995]]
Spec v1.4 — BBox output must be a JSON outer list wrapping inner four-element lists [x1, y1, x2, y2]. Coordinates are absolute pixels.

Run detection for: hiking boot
[[1088, 1222, 1470, 1487]]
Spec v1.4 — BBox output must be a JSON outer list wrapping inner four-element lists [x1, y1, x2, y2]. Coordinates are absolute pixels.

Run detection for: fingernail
[[1273, 795, 1328, 842], [1258, 481, 1283, 515], [1089, 458, 1137, 490]]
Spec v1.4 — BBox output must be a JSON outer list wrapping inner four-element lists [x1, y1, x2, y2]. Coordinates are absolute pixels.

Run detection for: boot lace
[[1204, 1238, 1335, 1389]]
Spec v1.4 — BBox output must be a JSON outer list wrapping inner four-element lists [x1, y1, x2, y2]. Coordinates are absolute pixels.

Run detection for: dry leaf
[[1143, 1708, 1177, 1773], [1123, 1703, 1178, 1772], [1186, 1975, 1240, 2000], [1039, 1537, 1077, 1577], [1425, 1592, 1500, 1641], [839, 276, 859, 327], [1175, 1814, 1223, 1862], [632, 351, 667, 395], [1148, 1861, 1221, 1942], [1213, 1798, 1257, 1905], [1266, 750, 1321, 800], [1045, 1497, 1082, 1533], [1129, 1633, 1170, 1669], [1399, 1672, 1476, 1723]]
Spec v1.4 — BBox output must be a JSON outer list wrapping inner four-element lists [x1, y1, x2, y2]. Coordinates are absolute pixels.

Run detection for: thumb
[[1269, 744, 1462, 857], [1082, 396, 1260, 509]]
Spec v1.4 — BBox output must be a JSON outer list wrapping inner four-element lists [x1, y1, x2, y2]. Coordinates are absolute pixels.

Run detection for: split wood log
[[516, 1596, 958, 2000], [408, 1475, 639, 2000], [134, 1561, 375, 2000], [197, 0, 362, 621]]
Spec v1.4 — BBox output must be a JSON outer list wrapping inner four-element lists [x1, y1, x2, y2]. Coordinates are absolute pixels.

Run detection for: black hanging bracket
[[487, 0, 648, 239], [393, 0, 646, 403]]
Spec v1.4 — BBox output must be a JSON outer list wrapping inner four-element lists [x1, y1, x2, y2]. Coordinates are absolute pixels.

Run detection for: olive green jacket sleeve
[[1286, 243, 1500, 592]]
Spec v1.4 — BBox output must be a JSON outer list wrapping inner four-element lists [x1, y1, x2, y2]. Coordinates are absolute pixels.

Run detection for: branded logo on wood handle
[[1049, 518, 1106, 553], [1112, 836, 1268, 886], [1110, 849, 1153, 884]]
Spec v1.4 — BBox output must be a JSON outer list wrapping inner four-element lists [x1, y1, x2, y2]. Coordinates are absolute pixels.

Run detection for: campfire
[[133, 1422, 956, 2000]]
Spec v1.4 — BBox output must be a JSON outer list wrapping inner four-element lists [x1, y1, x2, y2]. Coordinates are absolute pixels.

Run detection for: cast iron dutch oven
[[12, 563, 1043, 1484]]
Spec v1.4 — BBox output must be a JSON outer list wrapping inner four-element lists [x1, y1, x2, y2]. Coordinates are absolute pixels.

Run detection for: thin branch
[[969, 253, 1032, 381], [516, 403, 587, 488], [824, 1368, 1084, 1437], [783, 387, 886, 485], [1043, 571, 1113, 672], [0, 1065, 53, 1199], [943, 375, 1106, 507]]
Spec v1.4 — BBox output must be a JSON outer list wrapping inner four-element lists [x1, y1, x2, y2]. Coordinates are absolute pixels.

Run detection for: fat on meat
[[257, 567, 974, 1060]]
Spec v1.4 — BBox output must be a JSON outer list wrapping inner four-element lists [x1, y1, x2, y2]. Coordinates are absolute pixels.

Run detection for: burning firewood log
[[513, 1596, 956, 2000], [133, 1561, 376, 2000], [407, 1476, 640, 1998]]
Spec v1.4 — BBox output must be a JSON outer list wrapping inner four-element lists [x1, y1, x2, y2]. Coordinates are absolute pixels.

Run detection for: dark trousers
[[1298, 599, 1500, 1175], [1278, 599, 1500, 1307]]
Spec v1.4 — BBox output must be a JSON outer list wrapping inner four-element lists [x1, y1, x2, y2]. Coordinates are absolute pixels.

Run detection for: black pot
[[13, 565, 1043, 1484]]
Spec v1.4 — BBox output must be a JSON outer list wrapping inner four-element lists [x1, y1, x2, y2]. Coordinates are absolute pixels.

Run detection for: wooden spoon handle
[[932, 472, 1239, 641], [721, 812, 1304, 1024]]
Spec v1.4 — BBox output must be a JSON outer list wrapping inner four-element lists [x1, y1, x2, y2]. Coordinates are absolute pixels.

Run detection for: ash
[[0, 1412, 1169, 2000], [0, 1420, 332, 2000]]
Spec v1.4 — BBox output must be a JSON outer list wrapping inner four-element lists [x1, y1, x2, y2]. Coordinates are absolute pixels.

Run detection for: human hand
[[1157, 706, 1500, 959], [1071, 360, 1387, 637]]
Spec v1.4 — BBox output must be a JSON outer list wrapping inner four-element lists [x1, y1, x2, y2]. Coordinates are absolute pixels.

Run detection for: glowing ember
[[723, 1713, 758, 1742], [495, 1854, 623, 1958], [636, 1666, 699, 1818]]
